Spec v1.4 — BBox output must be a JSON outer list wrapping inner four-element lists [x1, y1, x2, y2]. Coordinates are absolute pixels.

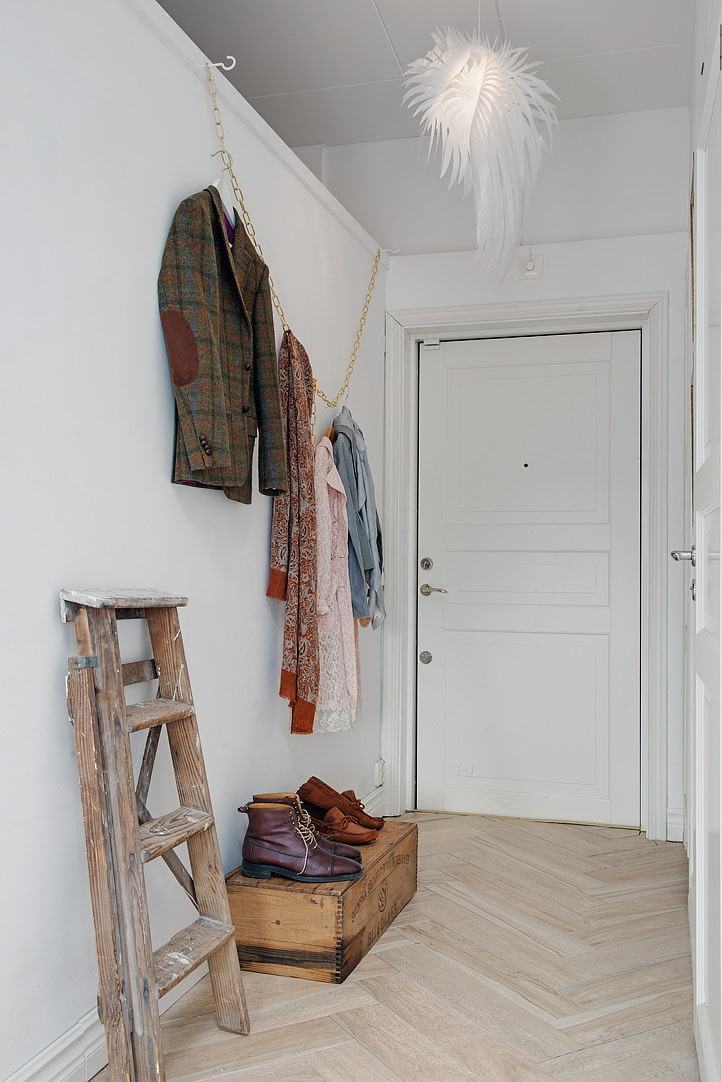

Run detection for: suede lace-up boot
[[297, 776, 385, 830], [251, 792, 362, 861], [307, 805, 378, 845], [238, 802, 362, 882]]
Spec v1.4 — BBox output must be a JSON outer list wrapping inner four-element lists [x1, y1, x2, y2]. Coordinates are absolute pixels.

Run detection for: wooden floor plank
[[333, 1002, 480, 1081], [91, 814, 698, 1082], [540, 1019, 700, 1080], [308, 1041, 406, 1081], [362, 972, 559, 1080]]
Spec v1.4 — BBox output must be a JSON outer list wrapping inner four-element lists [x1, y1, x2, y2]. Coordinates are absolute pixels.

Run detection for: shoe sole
[[241, 860, 362, 882]]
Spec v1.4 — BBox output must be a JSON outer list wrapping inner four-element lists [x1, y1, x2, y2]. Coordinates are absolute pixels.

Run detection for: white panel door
[[417, 331, 641, 826], [688, 71, 721, 1078]]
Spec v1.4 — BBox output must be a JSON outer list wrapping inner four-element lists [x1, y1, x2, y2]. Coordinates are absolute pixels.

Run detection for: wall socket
[[374, 758, 385, 787], [520, 253, 543, 279]]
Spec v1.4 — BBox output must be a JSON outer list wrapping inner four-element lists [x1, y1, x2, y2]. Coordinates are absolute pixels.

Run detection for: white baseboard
[[362, 783, 385, 818], [667, 807, 685, 842], [695, 1002, 720, 1082], [5, 1009, 105, 1082], [7, 966, 208, 1082]]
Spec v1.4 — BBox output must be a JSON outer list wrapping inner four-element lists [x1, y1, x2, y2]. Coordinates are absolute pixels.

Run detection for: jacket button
[[242, 405, 250, 413], [244, 363, 252, 371]]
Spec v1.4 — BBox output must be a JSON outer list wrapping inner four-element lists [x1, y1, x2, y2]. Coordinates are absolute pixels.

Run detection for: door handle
[[670, 546, 696, 566], [420, 584, 448, 596]]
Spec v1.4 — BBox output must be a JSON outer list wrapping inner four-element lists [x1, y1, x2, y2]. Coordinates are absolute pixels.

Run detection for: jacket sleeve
[[252, 267, 288, 496], [158, 196, 231, 474]]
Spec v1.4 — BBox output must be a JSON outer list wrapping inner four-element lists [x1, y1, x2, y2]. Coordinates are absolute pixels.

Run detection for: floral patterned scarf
[[267, 330, 318, 733]]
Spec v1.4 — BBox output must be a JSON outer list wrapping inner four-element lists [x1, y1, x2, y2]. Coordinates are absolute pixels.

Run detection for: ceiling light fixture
[[404, 27, 558, 275]]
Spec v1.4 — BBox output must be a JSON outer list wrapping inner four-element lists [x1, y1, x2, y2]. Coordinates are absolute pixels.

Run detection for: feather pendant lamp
[[404, 27, 558, 274]]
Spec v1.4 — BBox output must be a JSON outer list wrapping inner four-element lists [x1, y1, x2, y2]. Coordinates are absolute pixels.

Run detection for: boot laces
[[291, 812, 311, 873], [296, 807, 320, 848]]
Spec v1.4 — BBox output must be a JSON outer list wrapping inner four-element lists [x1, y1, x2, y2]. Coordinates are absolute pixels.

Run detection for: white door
[[417, 331, 641, 826], [687, 70, 721, 1077]]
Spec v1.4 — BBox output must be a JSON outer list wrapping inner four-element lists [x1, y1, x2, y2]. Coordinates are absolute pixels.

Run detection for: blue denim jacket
[[332, 407, 386, 628]]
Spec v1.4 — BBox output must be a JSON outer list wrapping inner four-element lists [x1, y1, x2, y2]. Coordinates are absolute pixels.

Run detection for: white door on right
[[689, 70, 721, 1075], [417, 330, 641, 826]]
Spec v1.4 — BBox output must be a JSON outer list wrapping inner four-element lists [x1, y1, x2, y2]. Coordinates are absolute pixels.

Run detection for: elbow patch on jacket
[[161, 310, 199, 387]]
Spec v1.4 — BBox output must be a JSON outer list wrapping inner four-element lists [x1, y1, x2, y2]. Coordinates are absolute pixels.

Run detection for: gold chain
[[206, 66, 289, 331], [206, 66, 381, 431], [312, 246, 381, 413]]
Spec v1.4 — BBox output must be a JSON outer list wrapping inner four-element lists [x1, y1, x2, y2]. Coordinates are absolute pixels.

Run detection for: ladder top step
[[60, 587, 188, 618]]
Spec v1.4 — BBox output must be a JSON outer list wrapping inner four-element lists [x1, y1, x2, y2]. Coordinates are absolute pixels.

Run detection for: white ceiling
[[157, 0, 694, 148]]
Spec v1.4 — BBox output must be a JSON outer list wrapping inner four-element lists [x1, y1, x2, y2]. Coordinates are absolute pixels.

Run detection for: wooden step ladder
[[61, 588, 249, 1082]]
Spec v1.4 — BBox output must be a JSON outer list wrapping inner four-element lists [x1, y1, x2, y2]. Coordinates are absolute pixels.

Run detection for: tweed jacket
[[158, 186, 287, 503]]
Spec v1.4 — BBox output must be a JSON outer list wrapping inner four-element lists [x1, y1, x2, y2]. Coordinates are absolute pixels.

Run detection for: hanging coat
[[332, 406, 386, 628], [314, 436, 358, 733], [158, 186, 287, 503]]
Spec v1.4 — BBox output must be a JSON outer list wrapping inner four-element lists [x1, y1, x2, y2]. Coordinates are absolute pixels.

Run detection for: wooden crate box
[[226, 819, 417, 983]]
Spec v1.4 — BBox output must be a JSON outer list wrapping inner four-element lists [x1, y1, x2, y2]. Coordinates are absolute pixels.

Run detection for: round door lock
[[420, 557, 433, 570], [419, 651, 433, 664]]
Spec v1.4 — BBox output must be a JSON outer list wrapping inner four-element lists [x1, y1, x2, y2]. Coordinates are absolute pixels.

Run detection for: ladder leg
[[87, 607, 166, 1080], [146, 606, 250, 1034], [67, 661, 133, 1082]]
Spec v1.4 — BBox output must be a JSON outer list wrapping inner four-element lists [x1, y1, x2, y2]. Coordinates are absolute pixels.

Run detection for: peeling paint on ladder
[[166, 951, 190, 965]]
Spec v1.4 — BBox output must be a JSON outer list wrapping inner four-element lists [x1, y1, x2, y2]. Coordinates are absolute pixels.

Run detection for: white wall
[[0, 1, 385, 1079], [387, 231, 688, 834], [296, 108, 690, 256], [691, 0, 722, 148]]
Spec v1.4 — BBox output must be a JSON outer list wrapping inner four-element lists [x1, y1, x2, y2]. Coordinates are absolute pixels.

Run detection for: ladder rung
[[122, 658, 158, 686], [138, 806, 213, 862], [126, 698, 194, 732], [154, 917, 235, 998]]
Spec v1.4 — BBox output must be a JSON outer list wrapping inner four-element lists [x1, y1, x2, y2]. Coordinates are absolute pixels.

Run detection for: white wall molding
[[667, 808, 685, 842], [382, 294, 670, 839], [381, 313, 420, 816], [4, 1009, 106, 1082], [361, 783, 385, 819], [694, 1004, 718, 1082], [6, 967, 210, 1082]]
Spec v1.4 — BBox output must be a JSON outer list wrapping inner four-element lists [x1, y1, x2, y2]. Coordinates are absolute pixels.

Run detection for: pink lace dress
[[314, 436, 359, 732]]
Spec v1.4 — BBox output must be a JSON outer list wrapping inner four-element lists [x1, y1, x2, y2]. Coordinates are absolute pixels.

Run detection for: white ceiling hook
[[212, 56, 237, 71]]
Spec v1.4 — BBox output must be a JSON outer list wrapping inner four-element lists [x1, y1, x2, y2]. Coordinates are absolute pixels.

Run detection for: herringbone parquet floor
[[99, 813, 700, 1081]]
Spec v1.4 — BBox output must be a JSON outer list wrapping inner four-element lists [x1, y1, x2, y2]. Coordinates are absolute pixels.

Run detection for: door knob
[[671, 546, 696, 566], [420, 583, 448, 596]]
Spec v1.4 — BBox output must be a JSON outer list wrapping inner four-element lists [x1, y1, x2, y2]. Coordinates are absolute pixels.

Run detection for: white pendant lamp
[[404, 26, 558, 274]]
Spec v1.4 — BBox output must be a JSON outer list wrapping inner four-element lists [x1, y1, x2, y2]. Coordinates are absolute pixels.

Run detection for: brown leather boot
[[251, 792, 362, 861], [297, 776, 385, 830], [238, 802, 362, 882], [306, 805, 379, 845]]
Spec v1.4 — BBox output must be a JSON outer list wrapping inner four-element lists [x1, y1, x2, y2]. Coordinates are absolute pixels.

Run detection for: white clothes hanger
[[211, 152, 237, 224]]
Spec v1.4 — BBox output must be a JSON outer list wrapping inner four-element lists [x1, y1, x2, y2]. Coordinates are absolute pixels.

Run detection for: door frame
[[381, 292, 670, 840]]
